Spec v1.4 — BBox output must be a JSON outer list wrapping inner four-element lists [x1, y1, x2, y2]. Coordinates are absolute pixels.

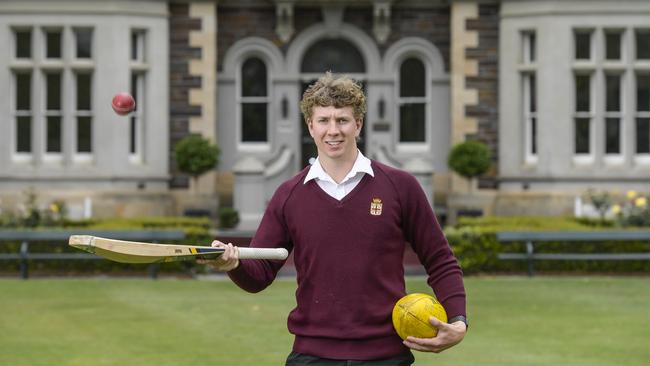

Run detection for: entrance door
[[299, 38, 367, 168]]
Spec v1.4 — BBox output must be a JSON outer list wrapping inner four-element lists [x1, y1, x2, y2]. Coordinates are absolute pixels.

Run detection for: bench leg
[[148, 263, 159, 279], [526, 241, 535, 277], [20, 241, 29, 280]]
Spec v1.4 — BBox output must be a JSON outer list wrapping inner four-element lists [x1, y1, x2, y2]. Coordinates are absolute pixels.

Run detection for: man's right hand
[[197, 241, 240, 271]]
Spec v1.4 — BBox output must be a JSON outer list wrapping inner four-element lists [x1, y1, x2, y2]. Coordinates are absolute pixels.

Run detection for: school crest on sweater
[[370, 198, 383, 216]]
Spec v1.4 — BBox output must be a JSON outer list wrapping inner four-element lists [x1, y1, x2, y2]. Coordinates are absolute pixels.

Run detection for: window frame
[[519, 30, 538, 165], [236, 55, 271, 152], [522, 72, 538, 164], [574, 28, 595, 63], [635, 71, 650, 164], [73, 70, 93, 162], [129, 71, 146, 164], [396, 55, 430, 153], [42, 70, 64, 162], [12, 71, 34, 163], [603, 72, 625, 164], [573, 71, 595, 165], [129, 28, 148, 164], [10, 25, 96, 165]]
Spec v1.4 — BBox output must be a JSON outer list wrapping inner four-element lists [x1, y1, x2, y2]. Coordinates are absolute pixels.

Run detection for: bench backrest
[[497, 231, 650, 242], [0, 230, 186, 242]]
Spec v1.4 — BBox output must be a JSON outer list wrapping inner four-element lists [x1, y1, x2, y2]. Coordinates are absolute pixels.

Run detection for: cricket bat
[[69, 235, 289, 264]]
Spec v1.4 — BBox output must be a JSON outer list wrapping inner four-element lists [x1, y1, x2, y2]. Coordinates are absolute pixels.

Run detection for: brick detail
[[344, 6, 451, 70], [217, 5, 451, 71], [217, 4, 279, 71], [169, 2, 202, 189], [466, 3, 499, 189], [187, 2, 218, 195], [450, 1, 480, 193]]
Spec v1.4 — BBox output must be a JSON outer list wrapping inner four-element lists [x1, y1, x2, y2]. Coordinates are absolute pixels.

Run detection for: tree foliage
[[174, 135, 220, 178], [448, 140, 491, 179]]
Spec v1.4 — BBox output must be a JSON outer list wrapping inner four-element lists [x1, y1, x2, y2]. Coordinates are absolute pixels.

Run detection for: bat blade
[[69, 235, 225, 263], [68, 235, 289, 263]]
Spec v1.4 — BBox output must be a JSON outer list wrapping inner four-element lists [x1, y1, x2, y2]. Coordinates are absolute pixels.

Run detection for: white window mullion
[[238, 57, 269, 150], [129, 72, 146, 164], [523, 73, 537, 164], [43, 70, 63, 163], [573, 69, 595, 165], [130, 29, 148, 164], [520, 30, 537, 165], [13, 71, 34, 163]]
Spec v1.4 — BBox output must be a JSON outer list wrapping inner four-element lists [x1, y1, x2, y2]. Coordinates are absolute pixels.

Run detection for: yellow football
[[392, 293, 448, 340]]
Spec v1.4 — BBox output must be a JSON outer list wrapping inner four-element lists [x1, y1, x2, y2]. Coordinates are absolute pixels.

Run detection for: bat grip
[[238, 247, 289, 260]]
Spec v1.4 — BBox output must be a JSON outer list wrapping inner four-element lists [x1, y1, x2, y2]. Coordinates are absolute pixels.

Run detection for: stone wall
[[217, 4, 452, 70], [217, 3, 278, 71]]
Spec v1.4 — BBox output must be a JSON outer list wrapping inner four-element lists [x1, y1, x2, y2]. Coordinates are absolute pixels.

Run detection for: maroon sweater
[[228, 161, 466, 360]]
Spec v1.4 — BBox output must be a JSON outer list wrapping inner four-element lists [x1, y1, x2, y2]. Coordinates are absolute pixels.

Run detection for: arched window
[[398, 57, 426, 142], [301, 38, 365, 73], [240, 57, 268, 142]]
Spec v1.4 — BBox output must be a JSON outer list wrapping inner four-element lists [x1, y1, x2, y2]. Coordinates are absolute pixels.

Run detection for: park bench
[[496, 231, 650, 276], [0, 230, 185, 279]]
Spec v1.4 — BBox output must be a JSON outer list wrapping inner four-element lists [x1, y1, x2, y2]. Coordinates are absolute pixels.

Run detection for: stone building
[[1, 0, 649, 227]]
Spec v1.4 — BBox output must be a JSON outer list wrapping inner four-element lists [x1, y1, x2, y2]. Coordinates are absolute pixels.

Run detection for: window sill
[[396, 143, 428, 154], [633, 155, 650, 166], [524, 155, 538, 166], [11, 154, 33, 164], [129, 155, 144, 165], [572, 155, 595, 166], [603, 155, 625, 166], [237, 142, 271, 153], [43, 154, 63, 164], [73, 154, 94, 164]]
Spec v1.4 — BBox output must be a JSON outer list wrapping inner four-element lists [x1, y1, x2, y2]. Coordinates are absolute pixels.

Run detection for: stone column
[[450, 1, 479, 194], [232, 157, 266, 231], [403, 158, 434, 207], [188, 2, 218, 195]]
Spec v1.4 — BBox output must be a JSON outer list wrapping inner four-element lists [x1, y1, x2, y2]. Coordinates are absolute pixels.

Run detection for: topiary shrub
[[448, 140, 491, 182], [218, 207, 240, 229], [174, 134, 220, 191]]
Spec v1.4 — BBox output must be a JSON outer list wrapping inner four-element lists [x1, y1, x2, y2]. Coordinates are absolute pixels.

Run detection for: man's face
[[308, 105, 362, 163]]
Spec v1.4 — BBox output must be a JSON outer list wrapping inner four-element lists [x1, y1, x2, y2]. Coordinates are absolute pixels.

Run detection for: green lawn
[[0, 276, 648, 365]]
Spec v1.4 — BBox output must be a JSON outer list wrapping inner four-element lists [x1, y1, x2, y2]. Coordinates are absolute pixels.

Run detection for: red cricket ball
[[111, 92, 136, 116]]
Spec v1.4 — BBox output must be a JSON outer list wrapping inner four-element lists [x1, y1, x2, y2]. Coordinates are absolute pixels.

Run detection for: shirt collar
[[304, 150, 374, 184]]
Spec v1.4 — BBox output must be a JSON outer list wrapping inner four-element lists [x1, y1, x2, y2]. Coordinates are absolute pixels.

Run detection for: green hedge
[[0, 217, 213, 276], [3, 215, 649, 276], [446, 216, 650, 274]]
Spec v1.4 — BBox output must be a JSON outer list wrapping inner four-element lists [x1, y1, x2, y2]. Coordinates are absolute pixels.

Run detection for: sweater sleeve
[[397, 172, 466, 318], [227, 182, 294, 293]]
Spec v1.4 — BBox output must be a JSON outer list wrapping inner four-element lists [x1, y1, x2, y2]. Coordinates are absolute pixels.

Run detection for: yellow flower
[[50, 203, 59, 213], [634, 197, 647, 208], [611, 204, 622, 215], [627, 190, 638, 200]]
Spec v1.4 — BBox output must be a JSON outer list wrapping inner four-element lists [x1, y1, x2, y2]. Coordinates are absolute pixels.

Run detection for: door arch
[[298, 38, 367, 167]]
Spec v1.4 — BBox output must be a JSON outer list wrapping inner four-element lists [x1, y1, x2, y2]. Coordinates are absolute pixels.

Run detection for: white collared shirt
[[304, 151, 374, 201]]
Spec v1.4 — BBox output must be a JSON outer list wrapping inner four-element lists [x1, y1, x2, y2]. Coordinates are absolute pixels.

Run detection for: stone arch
[[382, 37, 446, 77], [221, 37, 284, 80], [286, 23, 381, 76]]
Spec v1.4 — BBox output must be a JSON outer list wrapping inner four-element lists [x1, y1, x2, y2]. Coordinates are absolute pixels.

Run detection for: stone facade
[[2, 0, 648, 222]]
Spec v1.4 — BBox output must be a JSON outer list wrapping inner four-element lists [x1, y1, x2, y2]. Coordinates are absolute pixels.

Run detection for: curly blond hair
[[300, 72, 367, 123]]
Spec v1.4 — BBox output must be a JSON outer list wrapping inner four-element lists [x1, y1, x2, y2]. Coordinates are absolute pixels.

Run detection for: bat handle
[[238, 247, 289, 260]]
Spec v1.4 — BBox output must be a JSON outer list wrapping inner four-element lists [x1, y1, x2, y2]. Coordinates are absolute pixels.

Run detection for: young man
[[201, 72, 467, 365]]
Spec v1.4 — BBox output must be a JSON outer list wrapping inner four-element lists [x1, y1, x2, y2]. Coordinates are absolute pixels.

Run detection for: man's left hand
[[402, 316, 467, 353]]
